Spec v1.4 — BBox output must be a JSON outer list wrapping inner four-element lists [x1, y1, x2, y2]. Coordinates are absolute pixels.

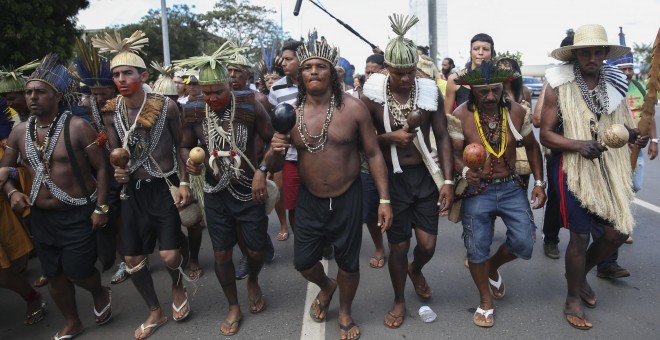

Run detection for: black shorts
[[30, 205, 97, 279], [294, 177, 363, 273], [204, 185, 268, 252], [120, 176, 182, 256], [361, 172, 379, 225], [386, 164, 439, 244]]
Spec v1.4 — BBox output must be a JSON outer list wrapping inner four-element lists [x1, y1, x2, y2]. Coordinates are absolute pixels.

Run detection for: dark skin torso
[[2, 116, 108, 210], [290, 94, 364, 197]]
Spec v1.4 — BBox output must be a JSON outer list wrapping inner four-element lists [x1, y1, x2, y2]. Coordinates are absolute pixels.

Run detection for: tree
[[633, 42, 653, 65], [202, 0, 290, 63], [103, 5, 219, 66], [0, 0, 89, 65]]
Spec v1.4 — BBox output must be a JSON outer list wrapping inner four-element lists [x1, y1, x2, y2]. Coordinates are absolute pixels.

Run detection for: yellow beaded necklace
[[474, 106, 507, 158]]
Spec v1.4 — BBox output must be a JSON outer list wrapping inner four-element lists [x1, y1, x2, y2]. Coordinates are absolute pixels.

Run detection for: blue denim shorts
[[460, 179, 536, 264]]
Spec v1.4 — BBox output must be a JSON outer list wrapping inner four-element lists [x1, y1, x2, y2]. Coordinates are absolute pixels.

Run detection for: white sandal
[[473, 307, 494, 327]]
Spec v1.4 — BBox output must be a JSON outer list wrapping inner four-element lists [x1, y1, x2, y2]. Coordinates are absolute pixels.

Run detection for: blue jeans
[[461, 180, 536, 264], [632, 151, 644, 193]]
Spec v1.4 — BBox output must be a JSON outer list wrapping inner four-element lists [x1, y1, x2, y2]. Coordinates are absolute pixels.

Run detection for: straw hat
[[550, 24, 630, 62]]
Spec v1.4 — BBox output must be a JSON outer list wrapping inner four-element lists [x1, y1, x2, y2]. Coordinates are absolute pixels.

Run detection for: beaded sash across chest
[[114, 94, 175, 177], [25, 112, 97, 205]]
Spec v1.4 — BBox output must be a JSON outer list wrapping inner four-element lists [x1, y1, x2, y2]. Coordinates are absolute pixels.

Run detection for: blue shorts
[[548, 152, 609, 234], [360, 172, 379, 225], [460, 179, 536, 264]]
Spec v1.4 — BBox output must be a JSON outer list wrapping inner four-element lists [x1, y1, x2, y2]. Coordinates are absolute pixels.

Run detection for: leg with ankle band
[[126, 258, 160, 310]]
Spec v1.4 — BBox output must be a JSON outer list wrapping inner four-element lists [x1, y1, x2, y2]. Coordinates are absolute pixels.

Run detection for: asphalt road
[[1, 103, 659, 340]]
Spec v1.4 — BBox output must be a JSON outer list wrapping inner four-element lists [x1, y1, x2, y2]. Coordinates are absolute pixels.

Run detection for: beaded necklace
[[474, 106, 507, 158], [386, 81, 416, 127], [30, 113, 61, 157], [297, 95, 335, 153], [574, 63, 608, 118]]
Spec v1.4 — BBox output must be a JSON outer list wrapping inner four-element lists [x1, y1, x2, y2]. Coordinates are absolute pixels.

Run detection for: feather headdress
[[257, 41, 282, 78], [27, 53, 78, 106], [384, 14, 419, 68], [454, 60, 519, 86], [74, 37, 114, 88], [91, 30, 149, 69], [0, 60, 39, 94], [296, 29, 340, 66], [174, 40, 244, 85], [0, 98, 17, 139], [151, 61, 180, 96]]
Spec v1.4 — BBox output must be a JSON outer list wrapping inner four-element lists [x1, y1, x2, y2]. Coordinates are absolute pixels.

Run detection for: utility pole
[[161, 0, 171, 65], [428, 0, 437, 60]]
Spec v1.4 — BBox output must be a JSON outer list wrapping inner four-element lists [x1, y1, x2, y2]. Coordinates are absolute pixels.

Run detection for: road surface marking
[[633, 198, 660, 214], [300, 258, 328, 340]]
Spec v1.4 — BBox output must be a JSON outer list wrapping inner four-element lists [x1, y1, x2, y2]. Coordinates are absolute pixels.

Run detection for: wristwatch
[[94, 204, 110, 215], [258, 164, 269, 173], [651, 138, 659, 144], [533, 180, 547, 189]]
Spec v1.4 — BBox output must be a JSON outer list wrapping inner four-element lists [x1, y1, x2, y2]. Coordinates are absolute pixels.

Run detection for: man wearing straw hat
[[176, 41, 275, 336], [540, 24, 648, 330], [92, 31, 193, 339], [361, 14, 454, 329]]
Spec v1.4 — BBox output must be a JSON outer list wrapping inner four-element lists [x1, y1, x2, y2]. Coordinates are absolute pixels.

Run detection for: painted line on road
[[300, 258, 328, 340], [633, 198, 660, 214]]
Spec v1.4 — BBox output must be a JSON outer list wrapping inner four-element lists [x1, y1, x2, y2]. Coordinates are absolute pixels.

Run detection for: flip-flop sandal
[[383, 311, 405, 329], [369, 256, 386, 269], [276, 232, 289, 241], [219, 316, 243, 336], [407, 267, 432, 300], [339, 321, 361, 340], [94, 287, 112, 325], [249, 292, 266, 314], [34, 276, 48, 288], [25, 300, 46, 326], [488, 270, 506, 300], [564, 310, 592, 330], [473, 307, 494, 328], [52, 329, 84, 340], [579, 287, 597, 308], [172, 289, 190, 321], [308, 279, 337, 322], [187, 267, 204, 281], [136, 316, 168, 339]]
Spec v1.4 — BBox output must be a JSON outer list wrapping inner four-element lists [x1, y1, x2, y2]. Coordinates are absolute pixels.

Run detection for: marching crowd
[[0, 13, 656, 340]]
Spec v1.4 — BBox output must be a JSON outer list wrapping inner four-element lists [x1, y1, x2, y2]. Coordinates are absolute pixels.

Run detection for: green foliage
[[202, 0, 290, 64], [496, 50, 524, 66], [633, 42, 653, 65], [0, 0, 89, 65]]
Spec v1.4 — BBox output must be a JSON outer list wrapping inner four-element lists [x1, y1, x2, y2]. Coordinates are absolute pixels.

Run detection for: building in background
[[409, 0, 448, 63]]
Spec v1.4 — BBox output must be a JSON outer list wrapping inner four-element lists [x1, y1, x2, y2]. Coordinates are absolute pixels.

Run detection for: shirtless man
[[450, 61, 545, 327], [362, 14, 454, 329], [0, 54, 112, 339], [268, 36, 392, 340], [177, 43, 274, 336], [93, 31, 192, 339]]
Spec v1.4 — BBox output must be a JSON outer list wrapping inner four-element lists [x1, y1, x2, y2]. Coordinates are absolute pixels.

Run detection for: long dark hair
[[496, 58, 523, 103], [296, 61, 344, 109]]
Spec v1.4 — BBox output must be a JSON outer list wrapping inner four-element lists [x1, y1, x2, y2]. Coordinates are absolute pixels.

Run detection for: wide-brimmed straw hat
[[550, 24, 630, 62]]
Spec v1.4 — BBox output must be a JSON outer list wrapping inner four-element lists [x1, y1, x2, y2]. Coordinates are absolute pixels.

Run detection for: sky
[[77, 0, 660, 72]]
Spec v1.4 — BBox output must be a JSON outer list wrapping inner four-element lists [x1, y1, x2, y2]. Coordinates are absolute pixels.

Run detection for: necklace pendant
[[488, 122, 497, 129]]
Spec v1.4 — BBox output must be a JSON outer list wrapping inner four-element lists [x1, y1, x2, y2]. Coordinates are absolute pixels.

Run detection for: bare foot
[[247, 281, 265, 313]]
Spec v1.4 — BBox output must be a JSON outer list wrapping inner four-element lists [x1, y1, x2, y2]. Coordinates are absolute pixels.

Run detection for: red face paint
[[117, 81, 142, 96]]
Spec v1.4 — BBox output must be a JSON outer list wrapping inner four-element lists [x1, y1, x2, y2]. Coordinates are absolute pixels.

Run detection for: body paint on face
[[118, 82, 142, 96]]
